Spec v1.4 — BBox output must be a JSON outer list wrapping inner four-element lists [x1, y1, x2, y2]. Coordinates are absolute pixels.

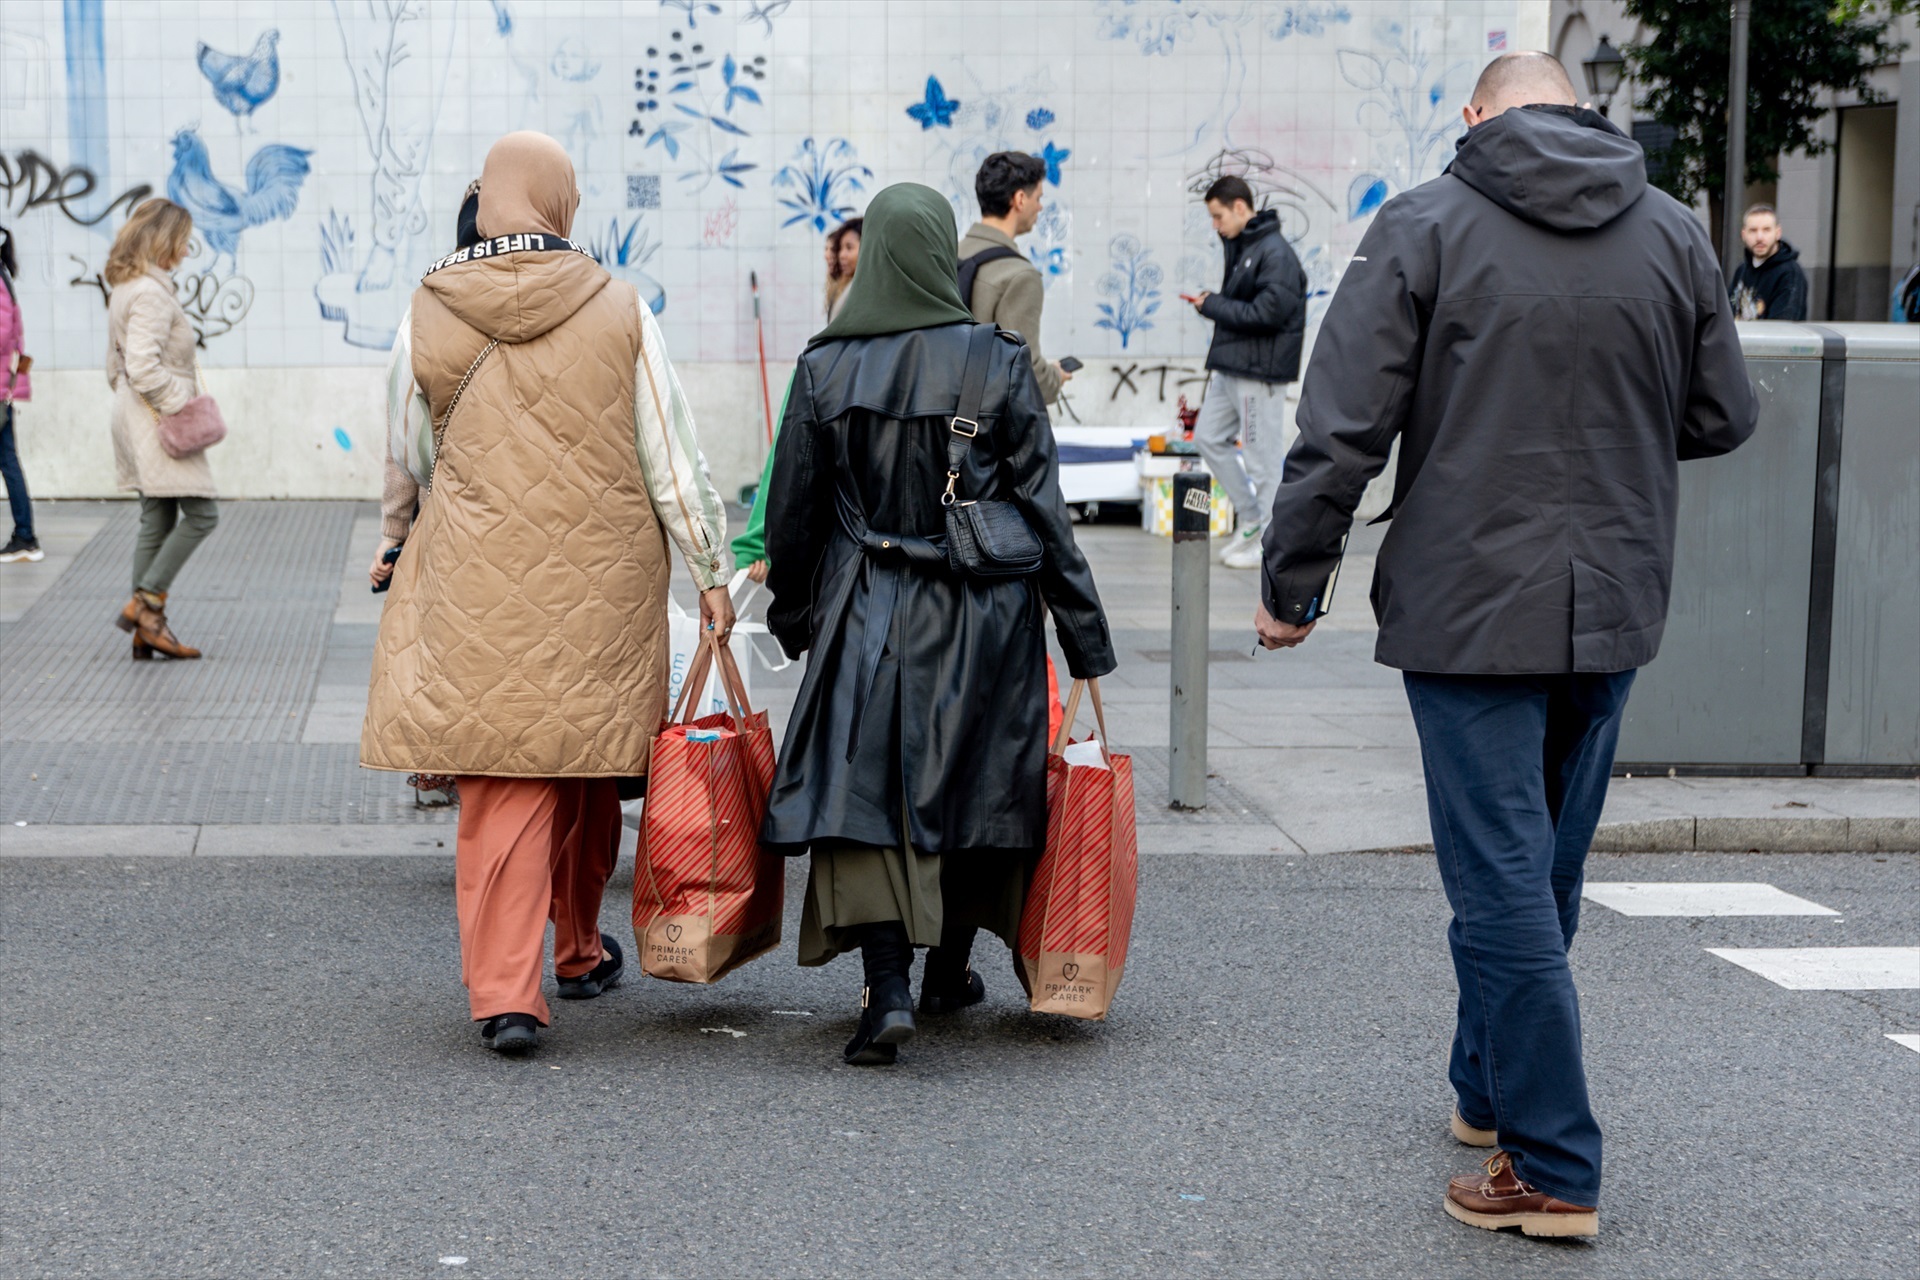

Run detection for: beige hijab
[[476, 132, 581, 239]]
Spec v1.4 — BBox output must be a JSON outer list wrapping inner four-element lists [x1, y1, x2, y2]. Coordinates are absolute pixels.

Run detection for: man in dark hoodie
[[1254, 54, 1756, 1238], [1729, 203, 1809, 321], [1190, 176, 1307, 570]]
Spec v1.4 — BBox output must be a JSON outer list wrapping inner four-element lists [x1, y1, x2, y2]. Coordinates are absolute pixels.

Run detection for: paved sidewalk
[[0, 500, 1913, 853]]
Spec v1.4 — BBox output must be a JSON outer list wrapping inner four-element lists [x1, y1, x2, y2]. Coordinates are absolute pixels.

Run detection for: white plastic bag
[[663, 569, 790, 720]]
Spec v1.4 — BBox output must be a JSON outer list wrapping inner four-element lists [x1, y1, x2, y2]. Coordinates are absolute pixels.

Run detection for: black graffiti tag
[[1, 151, 152, 227]]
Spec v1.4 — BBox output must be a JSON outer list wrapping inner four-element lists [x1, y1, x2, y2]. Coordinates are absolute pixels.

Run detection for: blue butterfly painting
[[1040, 140, 1070, 185], [906, 76, 960, 130]]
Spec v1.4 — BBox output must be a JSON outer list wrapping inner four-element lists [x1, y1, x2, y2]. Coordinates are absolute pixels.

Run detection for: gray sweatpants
[[1193, 373, 1291, 529]]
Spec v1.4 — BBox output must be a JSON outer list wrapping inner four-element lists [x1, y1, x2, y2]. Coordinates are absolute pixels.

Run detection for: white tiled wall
[[2, 0, 1539, 494]]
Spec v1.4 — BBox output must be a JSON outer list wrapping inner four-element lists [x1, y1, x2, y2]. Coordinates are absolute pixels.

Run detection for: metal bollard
[[1169, 470, 1211, 809]]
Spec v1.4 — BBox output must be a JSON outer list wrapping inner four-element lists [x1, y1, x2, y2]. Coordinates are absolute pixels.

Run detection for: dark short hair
[[976, 152, 1047, 217], [1742, 203, 1779, 222], [1203, 176, 1256, 210]]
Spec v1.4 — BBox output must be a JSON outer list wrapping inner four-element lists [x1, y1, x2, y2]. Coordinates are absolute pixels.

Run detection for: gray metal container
[[1617, 322, 1919, 774]]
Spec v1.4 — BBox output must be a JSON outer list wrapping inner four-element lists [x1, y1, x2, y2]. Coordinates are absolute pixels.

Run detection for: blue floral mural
[[1039, 140, 1071, 185], [774, 137, 873, 232], [1095, 234, 1162, 349], [1337, 21, 1468, 197], [634, 33, 764, 190], [583, 215, 666, 314], [1025, 107, 1055, 131], [906, 75, 961, 130]]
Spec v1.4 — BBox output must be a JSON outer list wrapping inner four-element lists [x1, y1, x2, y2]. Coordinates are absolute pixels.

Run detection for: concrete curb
[[1353, 816, 1919, 856]]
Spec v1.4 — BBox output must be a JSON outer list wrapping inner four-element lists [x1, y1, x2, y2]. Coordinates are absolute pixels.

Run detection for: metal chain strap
[[426, 339, 498, 493]]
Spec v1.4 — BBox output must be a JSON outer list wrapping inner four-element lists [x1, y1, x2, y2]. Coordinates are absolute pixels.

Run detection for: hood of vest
[[420, 248, 612, 343]]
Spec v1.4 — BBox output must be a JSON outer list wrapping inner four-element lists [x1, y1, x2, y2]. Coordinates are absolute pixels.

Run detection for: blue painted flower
[[775, 137, 873, 232], [1025, 107, 1055, 131], [906, 76, 960, 130], [1040, 140, 1070, 186], [1347, 174, 1388, 219], [332, 427, 352, 451]]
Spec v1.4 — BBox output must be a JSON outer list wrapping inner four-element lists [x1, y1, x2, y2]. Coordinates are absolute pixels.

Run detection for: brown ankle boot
[[134, 592, 202, 660], [132, 635, 154, 660], [115, 595, 143, 634]]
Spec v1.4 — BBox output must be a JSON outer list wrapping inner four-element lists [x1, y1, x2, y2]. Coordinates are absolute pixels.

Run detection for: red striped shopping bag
[[1015, 678, 1139, 1020], [633, 633, 782, 983]]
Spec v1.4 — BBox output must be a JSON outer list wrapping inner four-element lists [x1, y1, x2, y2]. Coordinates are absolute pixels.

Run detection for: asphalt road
[[2, 850, 1915, 1278]]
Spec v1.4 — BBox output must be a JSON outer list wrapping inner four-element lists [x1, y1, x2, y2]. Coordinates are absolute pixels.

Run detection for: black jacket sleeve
[[1769, 261, 1809, 323], [999, 350, 1117, 679], [1199, 238, 1304, 336], [763, 358, 831, 658], [1261, 200, 1433, 624], [1679, 224, 1760, 461]]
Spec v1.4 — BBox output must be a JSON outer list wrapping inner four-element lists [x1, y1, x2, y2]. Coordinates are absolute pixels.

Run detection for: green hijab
[[809, 182, 975, 346]]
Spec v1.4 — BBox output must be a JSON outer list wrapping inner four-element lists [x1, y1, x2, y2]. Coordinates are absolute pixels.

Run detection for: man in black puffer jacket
[[1190, 176, 1307, 570]]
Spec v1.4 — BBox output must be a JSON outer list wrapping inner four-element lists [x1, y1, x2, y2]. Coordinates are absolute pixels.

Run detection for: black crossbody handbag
[[943, 324, 1044, 579]]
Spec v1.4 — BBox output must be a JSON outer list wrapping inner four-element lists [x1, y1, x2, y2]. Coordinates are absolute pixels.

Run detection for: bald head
[[1466, 52, 1578, 125]]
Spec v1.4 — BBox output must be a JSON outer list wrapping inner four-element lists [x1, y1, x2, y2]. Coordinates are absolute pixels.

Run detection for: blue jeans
[[1402, 669, 1636, 1208], [0, 403, 32, 542]]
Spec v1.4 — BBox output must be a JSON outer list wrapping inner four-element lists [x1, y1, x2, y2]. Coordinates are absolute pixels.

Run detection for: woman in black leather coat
[[761, 183, 1116, 1065]]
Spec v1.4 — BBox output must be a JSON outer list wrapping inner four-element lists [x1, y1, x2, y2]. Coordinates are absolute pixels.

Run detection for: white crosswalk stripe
[[1583, 882, 1839, 916], [1888, 1035, 1920, 1055], [1706, 947, 1920, 990]]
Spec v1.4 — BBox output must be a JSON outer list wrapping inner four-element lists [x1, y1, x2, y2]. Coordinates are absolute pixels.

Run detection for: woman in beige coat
[[362, 133, 735, 1056], [104, 198, 218, 659]]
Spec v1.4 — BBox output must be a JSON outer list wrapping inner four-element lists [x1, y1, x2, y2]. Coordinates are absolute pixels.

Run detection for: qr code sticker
[[627, 174, 661, 210]]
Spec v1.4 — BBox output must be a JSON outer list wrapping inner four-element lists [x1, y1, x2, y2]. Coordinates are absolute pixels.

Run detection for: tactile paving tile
[[1126, 746, 1274, 826], [0, 503, 353, 744], [1, 742, 447, 825]]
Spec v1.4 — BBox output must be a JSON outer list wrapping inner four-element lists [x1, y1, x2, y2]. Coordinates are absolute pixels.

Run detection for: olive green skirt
[[797, 834, 1033, 966]]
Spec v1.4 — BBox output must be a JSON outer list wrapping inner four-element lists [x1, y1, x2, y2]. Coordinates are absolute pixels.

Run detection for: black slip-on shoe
[[480, 1013, 540, 1055], [919, 968, 986, 1015], [556, 934, 624, 1000]]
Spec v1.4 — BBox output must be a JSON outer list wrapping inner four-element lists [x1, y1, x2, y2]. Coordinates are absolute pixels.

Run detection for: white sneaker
[[1216, 522, 1261, 563], [1220, 535, 1265, 570]]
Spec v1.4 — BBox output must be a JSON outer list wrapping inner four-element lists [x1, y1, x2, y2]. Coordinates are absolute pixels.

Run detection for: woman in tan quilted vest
[[362, 133, 733, 1056]]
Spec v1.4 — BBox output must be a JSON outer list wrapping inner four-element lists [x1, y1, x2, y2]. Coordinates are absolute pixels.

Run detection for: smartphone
[[1179, 293, 1201, 305], [371, 544, 402, 594], [1058, 356, 1083, 373]]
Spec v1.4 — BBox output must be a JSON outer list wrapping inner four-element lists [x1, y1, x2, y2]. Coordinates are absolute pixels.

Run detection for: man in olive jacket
[[1255, 55, 1756, 1238], [958, 151, 1069, 406]]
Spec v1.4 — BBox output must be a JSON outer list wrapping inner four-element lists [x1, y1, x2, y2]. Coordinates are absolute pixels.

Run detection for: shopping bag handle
[[1050, 677, 1113, 762], [668, 631, 755, 727]]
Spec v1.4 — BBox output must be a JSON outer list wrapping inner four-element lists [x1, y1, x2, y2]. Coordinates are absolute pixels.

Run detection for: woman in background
[[104, 198, 218, 659], [0, 223, 41, 564], [822, 216, 862, 322]]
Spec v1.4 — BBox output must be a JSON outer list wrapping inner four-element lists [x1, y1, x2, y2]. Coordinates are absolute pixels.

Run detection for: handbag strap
[[940, 323, 999, 508], [1050, 677, 1114, 763], [426, 339, 498, 493]]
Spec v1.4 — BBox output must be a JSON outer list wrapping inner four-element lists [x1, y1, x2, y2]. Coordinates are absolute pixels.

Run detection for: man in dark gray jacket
[[1255, 54, 1756, 1238]]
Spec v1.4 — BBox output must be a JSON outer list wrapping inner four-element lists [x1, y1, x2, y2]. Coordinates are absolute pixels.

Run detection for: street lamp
[[1583, 36, 1626, 116]]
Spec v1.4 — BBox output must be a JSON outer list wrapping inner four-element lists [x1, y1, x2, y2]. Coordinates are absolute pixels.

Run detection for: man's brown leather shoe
[[1445, 1151, 1598, 1238], [1451, 1107, 1497, 1147]]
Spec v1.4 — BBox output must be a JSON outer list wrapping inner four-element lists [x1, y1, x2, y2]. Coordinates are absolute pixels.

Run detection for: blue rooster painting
[[197, 30, 281, 131], [167, 129, 311, 269]]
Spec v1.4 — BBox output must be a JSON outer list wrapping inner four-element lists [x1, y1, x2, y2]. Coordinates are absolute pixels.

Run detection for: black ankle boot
[[843, 923, 915, 1066], [921, 925, 986, 1014]]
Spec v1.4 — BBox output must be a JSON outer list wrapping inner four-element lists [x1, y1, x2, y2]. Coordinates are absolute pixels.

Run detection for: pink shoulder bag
[[123, 347, 227, 459]]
